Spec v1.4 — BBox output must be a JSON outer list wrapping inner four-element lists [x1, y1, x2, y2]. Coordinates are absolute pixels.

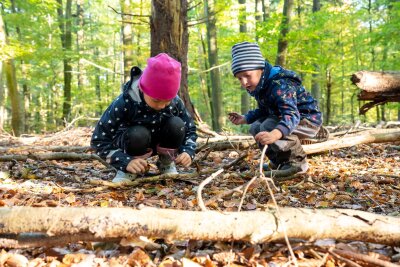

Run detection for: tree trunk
[[311, 0, 321, 103], [239, 0, 250, 115], [0, 62, 4, 131], [120, 0, 133, 82], [325, 68, 332, 125], [10, 0, 28, 133], [76, 0, 85, 96], [57, 0, 73, 123], [197, 42, 212, 120], [0, 13, 24, 136], [0, 207, 399, 247], [150, 0, 200, 122], [205, 0, 223, 131], [275, 0, 293, 66]]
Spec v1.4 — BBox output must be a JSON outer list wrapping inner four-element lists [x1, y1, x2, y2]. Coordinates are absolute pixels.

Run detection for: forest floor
[[0, 126, 399, 267]]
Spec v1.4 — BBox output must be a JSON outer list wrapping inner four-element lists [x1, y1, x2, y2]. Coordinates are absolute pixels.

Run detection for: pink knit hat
[[139, 53, 181, 100]]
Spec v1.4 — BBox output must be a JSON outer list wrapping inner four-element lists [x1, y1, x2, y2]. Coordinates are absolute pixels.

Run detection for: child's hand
[[255, 129, 283, 145], [228, 112, 246, 125], [126, 158, 148, 174], [175, 152, 192, 167]]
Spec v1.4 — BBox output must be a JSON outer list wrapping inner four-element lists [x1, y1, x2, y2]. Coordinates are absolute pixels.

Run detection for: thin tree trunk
[[197, 43, 211, 119], [10, 0, 28, 133], [0, 207, 399, 246], [0, 13, 24, 136], [76, 0, 85, 97], [275, 0, 294, 66], [120, 0, 133, 82], [204, 0, 223, 131], [0, 62, 4, 131], [311, 0, 321, 103], [57, 0, 73, 123], [239, 0, 249, 115], [325, 68, 332, 125]]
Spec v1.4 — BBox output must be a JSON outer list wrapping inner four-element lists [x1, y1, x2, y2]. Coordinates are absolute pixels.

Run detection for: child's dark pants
[[249, 116, 320, 166], [120, 116, 186, 157]]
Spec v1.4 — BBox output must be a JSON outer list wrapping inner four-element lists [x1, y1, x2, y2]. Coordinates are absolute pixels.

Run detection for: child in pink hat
[[91, 53, 197, 183]]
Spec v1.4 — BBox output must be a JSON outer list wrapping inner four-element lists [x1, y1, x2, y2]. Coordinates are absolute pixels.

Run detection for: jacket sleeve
[[271, 79, 300, 137], [244, 107, 268, 124], [91, 94, 135, 171], [175, 98, 198, 159]]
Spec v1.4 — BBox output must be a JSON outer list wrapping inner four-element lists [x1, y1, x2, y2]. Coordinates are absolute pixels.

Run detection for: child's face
[[235, 69, 263, 92], [143, 93, 171, 111]]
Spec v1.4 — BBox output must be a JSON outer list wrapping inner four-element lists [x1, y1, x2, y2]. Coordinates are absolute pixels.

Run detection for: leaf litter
[[0, 127, 399, 266]]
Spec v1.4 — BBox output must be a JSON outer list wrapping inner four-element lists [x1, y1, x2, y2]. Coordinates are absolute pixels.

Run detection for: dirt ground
[[0, 127, 399, 266]]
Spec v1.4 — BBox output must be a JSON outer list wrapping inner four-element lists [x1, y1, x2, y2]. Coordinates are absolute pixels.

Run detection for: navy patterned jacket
[[244, 61, 322, 137], [91, 67, 197, 172]]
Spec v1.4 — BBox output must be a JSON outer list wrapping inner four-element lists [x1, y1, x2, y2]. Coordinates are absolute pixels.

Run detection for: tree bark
[[0, 207, 399, 247], [351, 71, 400, 93], [150, 0, 200, 122]]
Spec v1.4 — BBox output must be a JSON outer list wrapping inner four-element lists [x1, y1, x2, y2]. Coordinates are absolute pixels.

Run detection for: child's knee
[[159, 117, 186, 148], [124, 126, 151, 155]]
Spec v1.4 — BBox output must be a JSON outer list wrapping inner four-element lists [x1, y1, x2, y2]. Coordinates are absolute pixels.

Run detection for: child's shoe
[[112, 170, 137, 183], [156, 145, 179, 175], [157, 159, 178, 174], [264, 160, 309, 178], [262, 162, 278, 171]]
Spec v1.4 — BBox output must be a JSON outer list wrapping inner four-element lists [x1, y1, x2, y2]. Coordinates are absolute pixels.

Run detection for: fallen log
[[0, 207, 399, 247], [303, 128, 400, 155], [351, 70, 400, 114]]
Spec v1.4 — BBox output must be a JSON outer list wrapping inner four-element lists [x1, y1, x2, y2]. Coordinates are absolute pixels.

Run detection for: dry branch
[[0, 207, 399, 247], [0, 145, 91, 153], [303, 128, 400, 155]]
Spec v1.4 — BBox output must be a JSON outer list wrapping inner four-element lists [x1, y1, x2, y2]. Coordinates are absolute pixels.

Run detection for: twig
[[258, 145, 298, 267], [90, 172, 201, 188], [237, 176, 258, 212], [373, 173, 400, 179], [331, 248, 399, 267], [204, 183, 246, 206], [197, 169, 224, 211], [327, 248, 363, 267], [363, 193, 386, 213]]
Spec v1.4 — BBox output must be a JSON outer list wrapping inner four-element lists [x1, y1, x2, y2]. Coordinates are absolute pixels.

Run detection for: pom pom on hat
[[139, 53, 181, 100], [231, 42, 265, 76]]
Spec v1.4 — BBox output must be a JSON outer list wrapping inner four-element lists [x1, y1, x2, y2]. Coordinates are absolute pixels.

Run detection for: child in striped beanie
[[228, 42, 323, 178]]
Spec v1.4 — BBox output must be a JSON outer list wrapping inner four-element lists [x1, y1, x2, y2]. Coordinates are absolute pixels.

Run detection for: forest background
[[0, 0, 399, 136]]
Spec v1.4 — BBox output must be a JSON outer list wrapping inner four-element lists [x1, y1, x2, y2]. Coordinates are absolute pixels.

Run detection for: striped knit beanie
[[231, 42, 265, 76]]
